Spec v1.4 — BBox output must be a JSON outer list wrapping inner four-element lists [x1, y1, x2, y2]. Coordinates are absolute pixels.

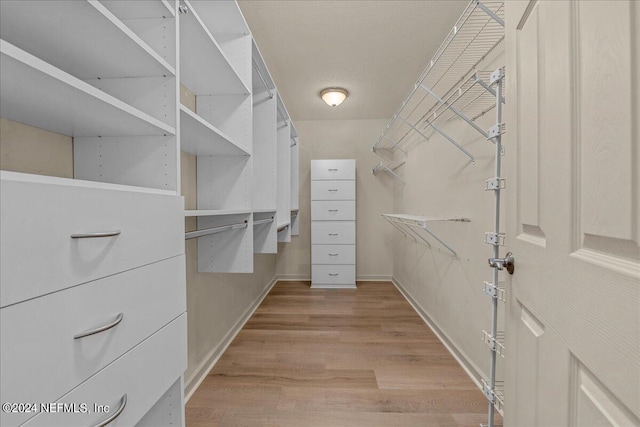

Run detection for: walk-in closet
[[1, 1, 638, 426]]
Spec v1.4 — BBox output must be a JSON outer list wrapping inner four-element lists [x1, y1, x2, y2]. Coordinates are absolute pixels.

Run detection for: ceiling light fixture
[[320, 88, 348, 107]]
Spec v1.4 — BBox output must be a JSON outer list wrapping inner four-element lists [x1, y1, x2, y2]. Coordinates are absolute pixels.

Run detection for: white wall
[[276, 119, 394, 281]]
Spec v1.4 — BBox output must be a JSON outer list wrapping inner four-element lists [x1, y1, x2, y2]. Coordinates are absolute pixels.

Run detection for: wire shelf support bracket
[[381, 214, 470, 257], [372, 161, 406, 183]]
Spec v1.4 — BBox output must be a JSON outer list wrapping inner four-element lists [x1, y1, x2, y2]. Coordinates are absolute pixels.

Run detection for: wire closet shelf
[[372, 0, 505, 164]]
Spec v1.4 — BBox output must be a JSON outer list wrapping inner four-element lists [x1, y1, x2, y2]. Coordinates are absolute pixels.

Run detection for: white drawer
[[312, 264, 355, 285], [311, 159, 355, 180], [0, 256, 186, 427], [311, 201, 355, 221], [311, 180, 355, 200], [22, 314, 187, 427], [312, 244, 355, 265], [311, 221, 355, 244], [0, 172, 184, 307]]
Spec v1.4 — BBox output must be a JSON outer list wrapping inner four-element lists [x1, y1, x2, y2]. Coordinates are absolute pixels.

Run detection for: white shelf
[[382, 213, 470, 257], [373, 0, 505, 161], [0, 171, 176, 197], [180, 0, 249, 95], [185, 209, 251, 217], [253, 209, 277, 214], [101, 0, 176, 19], [0, 0, 175, 79], [0, 40, 175, 138], [189, 0, 250, 37], [180, 104, 249, 156]]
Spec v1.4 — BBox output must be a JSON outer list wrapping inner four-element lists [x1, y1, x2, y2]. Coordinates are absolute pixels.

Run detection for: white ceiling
[[238, 0, 468, 121]]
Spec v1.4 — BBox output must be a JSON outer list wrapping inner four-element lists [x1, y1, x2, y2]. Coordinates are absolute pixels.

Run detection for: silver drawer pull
[[74, 313, 124, 339], [328, 233, 338, 236], [328, 253, 339, 256], [328, 189, 338, 192], [328, 209, 338, 212], [328, 168, 338, 172], [92, 394, 127, 427], [71, 230, 121, 239], [329, 273, 339, 276]]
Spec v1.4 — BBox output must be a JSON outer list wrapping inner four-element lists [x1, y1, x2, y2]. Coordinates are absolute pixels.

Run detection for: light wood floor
[[186, 281, 501, 427]]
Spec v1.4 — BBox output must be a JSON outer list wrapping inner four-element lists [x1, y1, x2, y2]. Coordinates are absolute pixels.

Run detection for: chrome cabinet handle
[[328, 168, 338, 172], [328, 189, 338, 192], [92, 394, 127, 427], [328, 233, 338, 236], [329, 273, 339, 276], [328, 253, 339, 256], [71, 230, 121, 239], [328, 209, 338, 212], [74, 313, 124, 339]]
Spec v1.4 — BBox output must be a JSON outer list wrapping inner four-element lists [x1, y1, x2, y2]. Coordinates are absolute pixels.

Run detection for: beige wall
[[0, 118, 73, 178], [391, 47, 505, 382], [276, 119, 394, 280]]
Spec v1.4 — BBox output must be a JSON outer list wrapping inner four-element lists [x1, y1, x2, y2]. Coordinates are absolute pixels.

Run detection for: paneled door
[[505, 1, 639, 426]]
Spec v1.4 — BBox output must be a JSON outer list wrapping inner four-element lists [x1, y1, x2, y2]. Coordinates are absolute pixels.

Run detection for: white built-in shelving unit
[[251, 40, 278, 253], [0, 0, 300, 424], [373, 1, 505, 426], [0, 1, 185, 426], [276, 95, 292, 243]]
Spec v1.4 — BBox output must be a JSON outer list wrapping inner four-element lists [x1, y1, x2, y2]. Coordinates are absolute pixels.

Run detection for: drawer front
[[0, 174, 184, 307], [311, 201, 355, 221], [312, 264, 356, 285], [311, 180, 355, 201], [23, 314, 187, 427], [311, 221, 355, 245], [0, 256, 186, 427], [311, 159, 355, 180], [312, 244, 355, 265]]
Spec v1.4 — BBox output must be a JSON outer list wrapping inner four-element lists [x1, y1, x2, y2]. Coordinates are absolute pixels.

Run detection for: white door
[[505, 1, 639, 426]]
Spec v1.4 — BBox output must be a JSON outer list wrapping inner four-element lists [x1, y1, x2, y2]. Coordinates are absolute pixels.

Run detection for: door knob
[[488, 252, 515, 274]]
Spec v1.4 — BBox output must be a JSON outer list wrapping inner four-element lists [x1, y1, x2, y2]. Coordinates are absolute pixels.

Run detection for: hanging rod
[[252, 60, 273, 98], [185, 220, 248, 240], [372, 161, 405, 183], [277, 223, 290, 232], [253, 217, 274, 226], [381, 214, 470, 257]]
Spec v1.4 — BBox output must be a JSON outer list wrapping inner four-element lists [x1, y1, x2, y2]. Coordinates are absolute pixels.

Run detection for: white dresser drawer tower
[[311, 159, 356, 288]]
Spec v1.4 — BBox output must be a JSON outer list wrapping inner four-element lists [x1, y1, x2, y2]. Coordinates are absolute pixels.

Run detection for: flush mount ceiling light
[[320, 88, 348, 107]]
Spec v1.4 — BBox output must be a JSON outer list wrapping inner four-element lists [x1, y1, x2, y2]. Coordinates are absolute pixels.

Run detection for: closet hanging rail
[[372, 0, 505, 159], [277, 223, 290, 232], [372, 161, 405, 183], [381, 214, 470, 257], [253, 217, 274, 226], [252, 60, 273, 98], [185, 220, 248, 240]]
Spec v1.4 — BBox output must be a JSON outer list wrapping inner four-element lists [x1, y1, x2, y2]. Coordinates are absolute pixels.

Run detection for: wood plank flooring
[[186, 281, 502, 427]]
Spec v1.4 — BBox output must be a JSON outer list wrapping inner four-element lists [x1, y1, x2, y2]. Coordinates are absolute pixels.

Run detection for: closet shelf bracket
[[482, 330, 505, 357], [483, 281, 506, 302], [372, 161, 405, 183]]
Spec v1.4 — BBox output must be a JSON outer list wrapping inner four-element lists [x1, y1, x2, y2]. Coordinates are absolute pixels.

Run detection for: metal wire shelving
[[372, 0, 505, 163]]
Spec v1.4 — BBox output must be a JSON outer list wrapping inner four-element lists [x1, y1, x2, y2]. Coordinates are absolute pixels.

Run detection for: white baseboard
[[276, 274, 310, 281], [184, 274, 278, 402], [357, 274, 392, 282], [392, 277, 485, 391], [277, 274, 392, 282]]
